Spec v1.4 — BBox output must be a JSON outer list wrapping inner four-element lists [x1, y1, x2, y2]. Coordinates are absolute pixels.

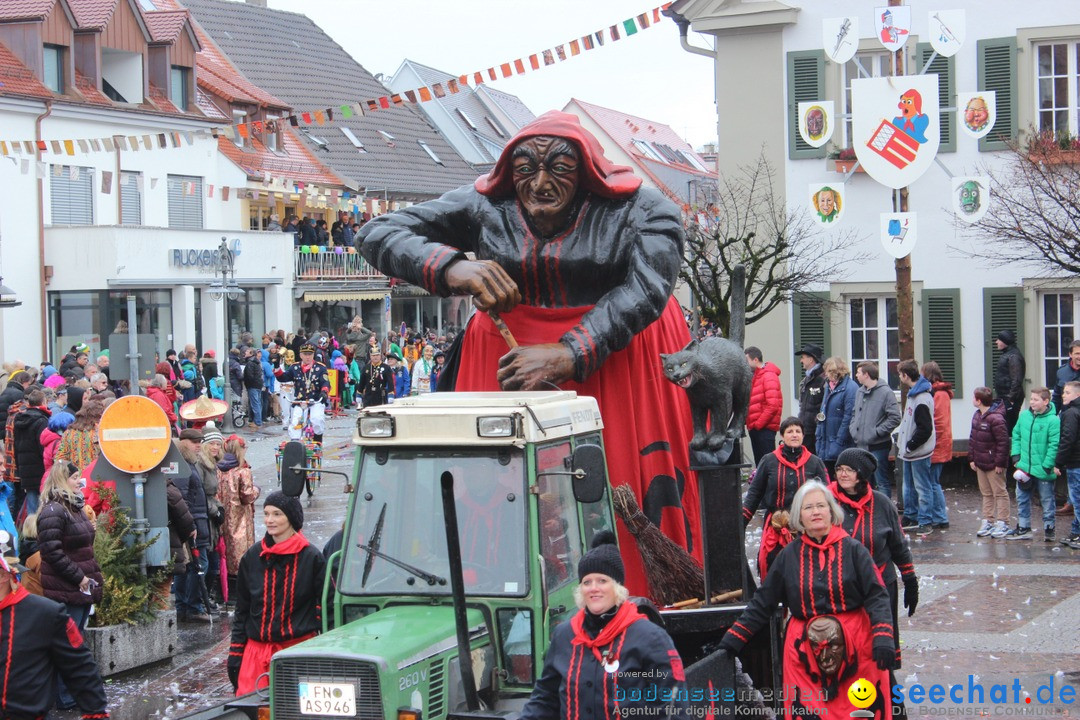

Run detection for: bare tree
[[955, 134, 1080, 275], [682, 152, 870, 337]]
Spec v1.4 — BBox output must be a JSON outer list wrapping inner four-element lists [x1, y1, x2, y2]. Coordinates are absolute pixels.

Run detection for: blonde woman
[[37, 462, 103, 709], [216, 435, 258, 585], [816, 356, 859, 479]]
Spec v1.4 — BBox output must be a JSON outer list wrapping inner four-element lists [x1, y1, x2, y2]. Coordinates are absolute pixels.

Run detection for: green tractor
[[184, 391, 779, 720]]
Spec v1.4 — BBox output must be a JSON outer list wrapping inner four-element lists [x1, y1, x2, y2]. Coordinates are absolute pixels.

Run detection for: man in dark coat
[[176, 432, 212, 621], [359, 348, 395, 408], [796, 343, 827, 454], [1052, 340, 1080, 413], [0, 370, 31, 440], [0, 549, 110, 718], [993, 329, 1026, 433]]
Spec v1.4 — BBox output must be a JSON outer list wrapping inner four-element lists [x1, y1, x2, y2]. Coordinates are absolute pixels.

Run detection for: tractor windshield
[[340, 447, 528, 596]]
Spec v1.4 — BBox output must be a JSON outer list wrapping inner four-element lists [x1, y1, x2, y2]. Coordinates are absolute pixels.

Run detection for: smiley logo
[[847, 678, 877, 709]]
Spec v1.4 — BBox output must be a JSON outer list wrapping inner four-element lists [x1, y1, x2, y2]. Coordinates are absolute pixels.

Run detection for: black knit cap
[[264, 491, 304, 531], [577, 530, 624, 584], [835, 448, 877, 482], [996, 329, 1016, 345]]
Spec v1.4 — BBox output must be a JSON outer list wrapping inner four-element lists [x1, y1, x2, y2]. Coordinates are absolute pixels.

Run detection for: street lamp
[[209, 237, 244, 430]]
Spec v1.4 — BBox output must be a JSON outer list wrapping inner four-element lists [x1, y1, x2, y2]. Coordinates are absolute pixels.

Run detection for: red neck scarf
[[260, 532, 310, 557], [570, 602, 644, 662], [0, 584, 27, 611]]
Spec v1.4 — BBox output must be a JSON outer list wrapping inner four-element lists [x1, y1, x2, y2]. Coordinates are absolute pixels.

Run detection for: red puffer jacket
[[746, 362, 783, 432]]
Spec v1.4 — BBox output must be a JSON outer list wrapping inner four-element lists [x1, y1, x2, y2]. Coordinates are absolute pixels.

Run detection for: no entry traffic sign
[[97, 395, 172, 473]]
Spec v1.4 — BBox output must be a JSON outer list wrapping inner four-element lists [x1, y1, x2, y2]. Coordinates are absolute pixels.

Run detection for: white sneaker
[[976, 520, 993, 537], [990, 520, 1010, 539]]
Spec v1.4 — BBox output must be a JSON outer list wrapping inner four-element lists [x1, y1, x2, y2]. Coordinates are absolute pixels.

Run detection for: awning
[[303, 291, 387, 302]]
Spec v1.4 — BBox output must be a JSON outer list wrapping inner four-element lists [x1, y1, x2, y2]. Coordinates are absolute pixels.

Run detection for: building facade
[[672, 0, 1080, 442]]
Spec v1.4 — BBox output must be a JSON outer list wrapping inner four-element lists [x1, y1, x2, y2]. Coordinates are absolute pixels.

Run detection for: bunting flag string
[[0, 4, 669, 158]]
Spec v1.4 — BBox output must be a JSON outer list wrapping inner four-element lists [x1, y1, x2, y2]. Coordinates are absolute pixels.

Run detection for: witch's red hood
[[474, 110, 641, 199]]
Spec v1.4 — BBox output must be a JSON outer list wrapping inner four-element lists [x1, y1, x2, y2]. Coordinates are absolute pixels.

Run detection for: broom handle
[[669, 597, 700, 609], [709, 589, 743, 604], [489, 311, 518, 349]]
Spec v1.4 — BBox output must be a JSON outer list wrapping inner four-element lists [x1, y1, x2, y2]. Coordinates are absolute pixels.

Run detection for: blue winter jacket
[[0, 482, 18, 554], [816, 375, 859, 461]]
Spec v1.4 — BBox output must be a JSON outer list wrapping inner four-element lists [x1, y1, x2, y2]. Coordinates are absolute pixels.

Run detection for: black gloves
[[873, 645, 896, 671], [718, 632, 741, 657], [903, 576, 919, 616], [227, 656, 242, 691]]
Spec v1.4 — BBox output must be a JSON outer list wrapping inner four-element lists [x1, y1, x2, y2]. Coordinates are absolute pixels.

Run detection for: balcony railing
[[294, 247, 387, 283]]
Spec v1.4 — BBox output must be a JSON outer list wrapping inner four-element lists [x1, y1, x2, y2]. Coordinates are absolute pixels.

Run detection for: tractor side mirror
[[280, 441, 307, 498], [571, 444, 606, 504]]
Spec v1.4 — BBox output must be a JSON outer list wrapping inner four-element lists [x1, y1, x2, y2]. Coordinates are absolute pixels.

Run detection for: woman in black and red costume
[[359, 111, 697, 597], [519, 532, 687, 720], [228, 492, 325, 695], [720, 480, 894, 718], [742, 416, 827, 578], [831, 448, 920, 717]]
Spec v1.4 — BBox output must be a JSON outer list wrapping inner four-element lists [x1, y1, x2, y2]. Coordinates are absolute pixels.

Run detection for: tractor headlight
[[477, 415, 515, 437], [358, 416, 395, 438]]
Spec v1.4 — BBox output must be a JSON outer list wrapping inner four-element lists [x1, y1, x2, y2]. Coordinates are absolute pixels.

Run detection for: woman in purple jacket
[[969, 386, 1012, 539]]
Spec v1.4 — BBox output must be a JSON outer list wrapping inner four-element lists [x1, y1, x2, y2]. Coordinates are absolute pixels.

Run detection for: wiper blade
[[357, 543, 447, 587], [361, 503, 386, 588]]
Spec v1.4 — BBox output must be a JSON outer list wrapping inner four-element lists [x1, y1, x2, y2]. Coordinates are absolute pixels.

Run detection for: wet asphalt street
[[57, 423, 1080, 717]]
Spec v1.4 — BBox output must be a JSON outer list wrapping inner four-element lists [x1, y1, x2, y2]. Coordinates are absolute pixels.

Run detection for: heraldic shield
[[851, 74, 940, 190]]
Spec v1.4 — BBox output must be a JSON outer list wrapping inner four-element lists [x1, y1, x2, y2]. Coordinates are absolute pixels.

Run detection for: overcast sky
[[267, 0, 719, 150]]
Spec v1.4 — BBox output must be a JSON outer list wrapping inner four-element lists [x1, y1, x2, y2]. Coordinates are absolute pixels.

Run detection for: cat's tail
[[730, 264, 746, 348]]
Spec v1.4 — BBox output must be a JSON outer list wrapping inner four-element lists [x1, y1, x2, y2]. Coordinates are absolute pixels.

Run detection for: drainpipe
[[667, 10, 714, 58], [35, 100, 53, 361]]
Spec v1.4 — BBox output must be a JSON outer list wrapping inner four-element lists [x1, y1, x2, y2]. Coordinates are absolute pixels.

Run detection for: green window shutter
[[917, 43, 956, 152], [977, 37, 1017, 152], [793, 291, 832, 358], [922, 288, 963, 397], [982, 287, 1025, 386], [787, 50, 826, 160]]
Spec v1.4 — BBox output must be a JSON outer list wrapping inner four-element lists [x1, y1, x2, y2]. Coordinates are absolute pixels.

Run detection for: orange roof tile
[[216, 126, 343, 187], [0, 0, 56, 21], [67, 0, 118, 29], [0, 42, 54, 99], [144, 9, 189, 42], [74, 69, 111, 104]]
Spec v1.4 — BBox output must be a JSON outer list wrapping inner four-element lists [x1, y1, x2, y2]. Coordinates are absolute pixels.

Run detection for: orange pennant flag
[[63, 139, 75, 155], [302, 112, 312, 123], [314, 110, 325, 124], [238, 124, 249, 138], [367, 100, 379, 111], [570, 39, 580, 56], [418, 87, 432, 102], [500, 63, 512, 78], [488, 67, 498, 81], [474, 71, 485, 85], [379, 96, 391, 108], [447, 79, 458, 94], [514, 58, 525, 74], [653, 7, 662, 23], [458, 75, 469, 87], [529, 54, 539, 70], [391, 94, 403, 104]]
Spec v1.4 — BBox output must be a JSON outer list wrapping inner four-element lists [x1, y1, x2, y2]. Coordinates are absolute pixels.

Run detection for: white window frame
[[167, 174, 204, 229], [456, 108, 477, 130], [265, 113, 281, 153], [1035, 41, 1080, 136], [632, 139, 664, 162], [43, 44, 63, 93], [50, 165, 94, 225], [170, 65, 189, 111], [485, 116, 506, 138], [1040, 290, 1078, 385], [340, 126, 367, 152], [842, 51, 892, 147], [120, 171, 142, 225], [848, 295, 900, 390], [418, 140, 444, 166], [232, 109, 247, 148]]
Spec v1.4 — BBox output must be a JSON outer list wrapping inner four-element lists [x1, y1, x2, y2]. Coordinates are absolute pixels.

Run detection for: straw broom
[[611, 484, 705, 606]]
